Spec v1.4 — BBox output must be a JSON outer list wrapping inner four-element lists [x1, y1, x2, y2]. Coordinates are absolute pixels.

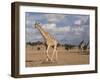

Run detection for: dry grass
[[26, 44, 89, 67]]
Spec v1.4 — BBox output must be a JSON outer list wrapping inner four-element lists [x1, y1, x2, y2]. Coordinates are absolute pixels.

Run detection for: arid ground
[[26, 44, 89, 67]]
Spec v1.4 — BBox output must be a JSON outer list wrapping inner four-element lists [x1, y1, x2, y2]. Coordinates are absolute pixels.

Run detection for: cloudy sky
[[25, 12, 90, 45]]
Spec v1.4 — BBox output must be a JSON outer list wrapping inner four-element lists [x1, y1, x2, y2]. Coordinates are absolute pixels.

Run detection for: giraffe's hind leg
[[46, 45, 51, 61], [55, 49, 58, 61]]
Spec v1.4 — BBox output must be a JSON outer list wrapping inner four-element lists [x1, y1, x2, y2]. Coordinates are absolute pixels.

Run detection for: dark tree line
[[63, 44, 75, 50], [26, 41, 89, 51], [26, 41, 43, 46]]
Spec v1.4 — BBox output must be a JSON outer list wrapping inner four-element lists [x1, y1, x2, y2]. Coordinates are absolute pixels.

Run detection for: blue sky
[[25, 12, 90, 45]]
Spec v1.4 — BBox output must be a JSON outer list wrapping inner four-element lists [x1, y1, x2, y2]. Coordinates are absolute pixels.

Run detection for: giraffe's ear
[[34, 22, 40, 28]]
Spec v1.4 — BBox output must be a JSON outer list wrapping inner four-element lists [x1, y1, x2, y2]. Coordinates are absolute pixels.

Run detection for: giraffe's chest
[[46, 39, 57, 46], [42, 31, 57, 45], [81, 44, 85, 48]]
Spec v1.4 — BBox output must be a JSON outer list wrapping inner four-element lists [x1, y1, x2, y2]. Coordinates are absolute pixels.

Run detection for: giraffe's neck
[[36, 25, 49, 40]]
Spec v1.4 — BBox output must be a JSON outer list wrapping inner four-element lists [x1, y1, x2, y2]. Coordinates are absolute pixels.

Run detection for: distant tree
[[65, 46, 69, 50], [64, 44, 75, 50], [26, 41, 44, 46], [37, 47, 40, 50], [57, 43, 62, 47]]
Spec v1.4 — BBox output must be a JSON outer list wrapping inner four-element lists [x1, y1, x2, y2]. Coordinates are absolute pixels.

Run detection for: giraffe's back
[[45, 32, 58, 46]]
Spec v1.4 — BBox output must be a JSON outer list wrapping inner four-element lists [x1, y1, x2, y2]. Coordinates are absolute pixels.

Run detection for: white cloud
[[25, 14, 35, 28], [71, 26, 84, 36], [26, 28, 43, 42], [55, 27, 71, 32], [75, 32, 81, 35], [79, 16, 89, 22], [44, 14, 66, 23], [72, 26, 84, 32], [42, 23, 85, 37], [43, 23, 56, 29], [75, 16, 89, 25], [74, 19, 82, 25], [43, 23, 71, 33]]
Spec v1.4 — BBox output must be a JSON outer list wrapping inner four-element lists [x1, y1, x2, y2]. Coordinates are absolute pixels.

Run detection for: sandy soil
[[26, 44, 89, 67]]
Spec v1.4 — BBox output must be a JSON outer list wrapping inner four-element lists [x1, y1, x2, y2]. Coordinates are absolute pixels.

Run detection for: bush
[[37, 47, 40, 50]]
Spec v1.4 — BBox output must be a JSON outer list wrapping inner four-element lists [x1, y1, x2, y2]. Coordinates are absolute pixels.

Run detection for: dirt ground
[[26, 44, 89, 67]]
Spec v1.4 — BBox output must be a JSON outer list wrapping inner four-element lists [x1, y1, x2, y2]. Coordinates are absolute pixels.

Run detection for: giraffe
[[83, 41, 89, 50], [33, 22, 58, 62], [83, 41, 89, 54], [78, 40, 85, 54]]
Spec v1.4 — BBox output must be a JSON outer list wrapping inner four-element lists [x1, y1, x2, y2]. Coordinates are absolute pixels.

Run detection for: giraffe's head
[[34, 22, 40, 28]]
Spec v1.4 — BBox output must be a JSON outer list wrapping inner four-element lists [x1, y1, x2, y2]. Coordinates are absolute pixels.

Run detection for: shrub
[[37, 47, 40, 50]]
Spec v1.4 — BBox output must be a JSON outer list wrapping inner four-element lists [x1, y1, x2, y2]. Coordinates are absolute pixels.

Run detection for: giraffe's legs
[[46, 45, 51, 61], [55, 49, 58, 61], [80, 48, 81, 54], [51, 45, 57, 62], [80, 48, 83, 54], [82, 48, 83, 54]]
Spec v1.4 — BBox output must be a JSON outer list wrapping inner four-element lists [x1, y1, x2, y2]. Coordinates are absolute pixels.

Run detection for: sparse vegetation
[[26, 41, 89, 54], [63, 44, 75, 50], [26, 43, 89, 67], [26, 41, 43, 46], [26, 41, 77, 51], [37, 47, 40, 50]]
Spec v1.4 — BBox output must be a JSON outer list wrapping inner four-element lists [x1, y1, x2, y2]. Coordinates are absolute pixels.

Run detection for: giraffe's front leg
[[80, 48, 83, 55], [46, 46, 51, 61], [82, 48, 84, 54], [51, 46, 57, 62]]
